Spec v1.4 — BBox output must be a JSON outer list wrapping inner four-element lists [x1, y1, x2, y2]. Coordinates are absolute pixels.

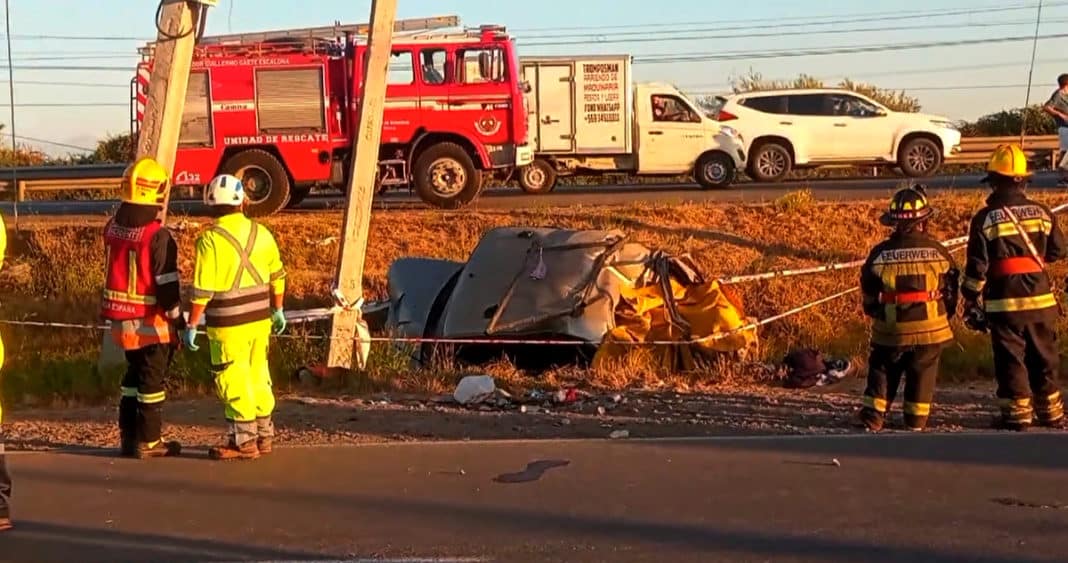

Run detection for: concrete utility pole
[[327, 0, 399, 369], [137, 0, 213, 221]]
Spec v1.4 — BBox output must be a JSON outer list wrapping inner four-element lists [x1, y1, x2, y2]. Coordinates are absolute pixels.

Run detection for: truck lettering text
[[224, 133, 330, 145], [580, 61, 624, 124]]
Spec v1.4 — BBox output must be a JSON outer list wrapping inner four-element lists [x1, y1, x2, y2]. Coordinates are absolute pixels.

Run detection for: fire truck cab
[[132, 16, 532, 216]]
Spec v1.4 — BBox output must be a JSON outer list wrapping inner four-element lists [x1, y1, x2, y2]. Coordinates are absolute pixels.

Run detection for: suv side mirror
[[875, 108, 888, 117]]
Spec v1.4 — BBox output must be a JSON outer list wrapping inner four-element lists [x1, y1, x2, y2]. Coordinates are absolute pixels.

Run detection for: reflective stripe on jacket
[[962, 190, 1067, 320], [861, 232, 959, 347], [101, 214, 181, 349], [192, 213, 285, 330], [101, 219, 162, 320]]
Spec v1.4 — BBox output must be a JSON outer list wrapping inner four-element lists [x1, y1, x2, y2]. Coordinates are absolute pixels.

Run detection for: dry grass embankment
[[2, 188, 1067, 408]]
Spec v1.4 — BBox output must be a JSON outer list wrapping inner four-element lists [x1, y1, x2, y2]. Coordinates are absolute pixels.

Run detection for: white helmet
[[204, 174, 245, 206]]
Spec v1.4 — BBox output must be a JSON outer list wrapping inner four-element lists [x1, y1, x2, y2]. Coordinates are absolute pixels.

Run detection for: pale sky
[[2, 0, 1066, 156]]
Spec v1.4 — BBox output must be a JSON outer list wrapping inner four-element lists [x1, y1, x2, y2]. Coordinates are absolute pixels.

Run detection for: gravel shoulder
[[1, 379, 1034, 453]]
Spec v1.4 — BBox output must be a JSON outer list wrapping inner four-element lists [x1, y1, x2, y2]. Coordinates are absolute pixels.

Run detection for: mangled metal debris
[[366, 226, 759, 370]]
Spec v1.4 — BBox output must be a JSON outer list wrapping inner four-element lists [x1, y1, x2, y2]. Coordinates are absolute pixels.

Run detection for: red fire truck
[[131, 15, 532, 216]]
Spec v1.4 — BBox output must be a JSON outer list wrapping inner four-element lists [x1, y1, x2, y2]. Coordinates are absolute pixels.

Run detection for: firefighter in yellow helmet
[[183, 174, 286, 461], [857, 185, 959, 432], [100, 157, 185, 458], [0, 210, 11, 531], [962, 144, 1067, 431]]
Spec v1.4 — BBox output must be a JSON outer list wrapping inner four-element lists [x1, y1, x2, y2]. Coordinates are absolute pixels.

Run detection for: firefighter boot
[[1035, 392, 1067, 429], [994, 398, 1033, 432], [209, 439, 260, 461], [136, 440, 181, 459], [856, 408, 885, 432], [256, 437, 272, 455]]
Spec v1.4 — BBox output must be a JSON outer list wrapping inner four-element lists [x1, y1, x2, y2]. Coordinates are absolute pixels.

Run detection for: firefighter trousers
[[119, 344, 174, 447], [208, 319, 275, 447], [0, 450, 9, 520], [989, 319, 1065, 426], [0, 328, 11, 519], [862, 344, 942, 429]]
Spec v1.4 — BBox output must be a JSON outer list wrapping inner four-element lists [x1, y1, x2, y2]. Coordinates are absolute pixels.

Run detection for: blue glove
[[271, 308, 287, 335], [182, 328, 200, 351]]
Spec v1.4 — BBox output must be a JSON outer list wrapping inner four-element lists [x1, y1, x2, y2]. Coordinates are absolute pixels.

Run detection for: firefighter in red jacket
[[100, 157, 185, 458], [962, 144, 1067, 431]]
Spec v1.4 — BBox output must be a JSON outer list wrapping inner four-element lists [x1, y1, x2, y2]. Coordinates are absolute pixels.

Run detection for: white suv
[[713, 88, 962, 182]]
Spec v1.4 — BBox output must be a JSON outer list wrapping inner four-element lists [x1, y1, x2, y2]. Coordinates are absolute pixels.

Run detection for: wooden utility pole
[[327, 0, 398, 369], [137, 0, 211, 221], [100, 0, 211, 370]]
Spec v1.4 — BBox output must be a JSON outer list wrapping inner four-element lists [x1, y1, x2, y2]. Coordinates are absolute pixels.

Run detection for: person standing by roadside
[[0, 211, 11, 531], [101, 158, 185, 459], [183, 174, 287, 461], [961, 144, 1067, 431], [1042, 73, 1068, 187], [858, 185, 959, 432]]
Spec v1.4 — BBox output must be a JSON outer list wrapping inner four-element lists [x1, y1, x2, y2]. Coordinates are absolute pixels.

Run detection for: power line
[[633, 32, 1068, 64], [0, 65, 131, 72], [509, 0, 1060, 33], [2, 1, 1062, 43], [0, 80, 127, 88], [520, 17, 1068, 48], [0, 132, 94, 152], [0, 102, 127, 107], [684, 84, 1050, 96], [677, 58, 1067, 90]]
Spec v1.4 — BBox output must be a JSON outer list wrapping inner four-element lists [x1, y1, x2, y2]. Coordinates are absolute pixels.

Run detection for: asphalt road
[[3, 172, 1063, 217], [2, 432, 1067, 562]]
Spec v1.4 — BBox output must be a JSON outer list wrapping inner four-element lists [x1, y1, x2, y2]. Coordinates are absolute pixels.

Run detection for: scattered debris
[[609, 429, 630, 439], [782, 348, 856, 389], [597, 406, 607, 416], [991, 497, 1068, 510], [831, 458, 841, 467], [453, 375, 497, 405]]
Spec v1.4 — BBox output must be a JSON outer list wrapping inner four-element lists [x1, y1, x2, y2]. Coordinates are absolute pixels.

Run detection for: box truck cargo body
[[518, 55, 745, 193]]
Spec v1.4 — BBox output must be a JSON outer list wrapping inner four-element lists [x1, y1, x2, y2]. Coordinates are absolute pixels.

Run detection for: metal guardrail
[[947, 135, 1060, 165], [0, 135, 1060, 201]]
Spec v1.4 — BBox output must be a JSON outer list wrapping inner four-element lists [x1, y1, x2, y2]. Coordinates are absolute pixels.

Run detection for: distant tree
[[92, 132, 135, 163], [723, 70, 923, 113], [957, 105, 1056, 137]]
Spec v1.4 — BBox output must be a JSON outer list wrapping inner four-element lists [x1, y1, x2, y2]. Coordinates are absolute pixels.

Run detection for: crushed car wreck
[[365, 226, 759, 371]]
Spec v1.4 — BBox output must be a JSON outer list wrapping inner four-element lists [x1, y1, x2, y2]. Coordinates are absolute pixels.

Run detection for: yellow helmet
[[120, 157, 170, 206], [981, 144, 1031, 184]]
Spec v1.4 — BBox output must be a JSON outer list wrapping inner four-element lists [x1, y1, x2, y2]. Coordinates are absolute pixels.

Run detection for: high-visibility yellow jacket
[[0, 211, 6, 425], [191, 213, 285, 339]]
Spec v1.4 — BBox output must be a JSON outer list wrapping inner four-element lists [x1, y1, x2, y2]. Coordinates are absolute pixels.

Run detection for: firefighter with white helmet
[[962, 144, 1068, 431], [100, 157, 185, 459], [184, 173, 287, 460]]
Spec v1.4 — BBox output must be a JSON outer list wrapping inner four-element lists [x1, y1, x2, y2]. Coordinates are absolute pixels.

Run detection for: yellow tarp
[[593, 278, 759, 372]]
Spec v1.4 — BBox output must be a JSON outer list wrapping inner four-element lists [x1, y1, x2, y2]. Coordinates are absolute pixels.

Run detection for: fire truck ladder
[[138, 15, 461, 56]]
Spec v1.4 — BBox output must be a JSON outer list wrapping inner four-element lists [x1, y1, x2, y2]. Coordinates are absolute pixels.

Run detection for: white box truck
[[517, 54, 746, 193]]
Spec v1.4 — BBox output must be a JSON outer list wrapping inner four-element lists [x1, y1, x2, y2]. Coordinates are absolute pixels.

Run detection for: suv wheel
[[899, 137, 942, 177], [748, 142, 792, 182]]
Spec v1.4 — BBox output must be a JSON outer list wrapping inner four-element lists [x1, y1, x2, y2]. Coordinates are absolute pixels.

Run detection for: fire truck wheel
[[285, 186, 312, 208], [221, 149, 291, 217], [413, 143, 482, 209], [517, 159, 558, 194]]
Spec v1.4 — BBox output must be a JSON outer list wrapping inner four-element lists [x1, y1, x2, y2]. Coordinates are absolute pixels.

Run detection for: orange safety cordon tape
[[0, 287, 856, 347]]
